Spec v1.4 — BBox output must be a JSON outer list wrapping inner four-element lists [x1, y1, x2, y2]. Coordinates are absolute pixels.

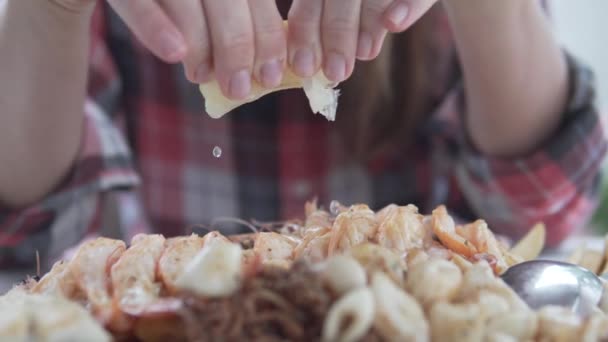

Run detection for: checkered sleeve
[[456, 53, 608, 247], [0, 5, 139, 267]]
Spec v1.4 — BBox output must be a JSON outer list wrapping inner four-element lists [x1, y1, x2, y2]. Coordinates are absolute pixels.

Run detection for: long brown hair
[[336, 5, 443, 160]]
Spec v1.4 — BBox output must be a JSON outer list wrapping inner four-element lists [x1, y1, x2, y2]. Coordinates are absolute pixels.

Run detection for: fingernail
[[292, 49, 315, 77], [324, 52, 346, 82], [356, 32, 373, 60], [194, 63, 212, 84], [159, 30, 186, 61], [387, 2, 409, 27], [228, 69, 252, 99], [260, 59, 283, 88]]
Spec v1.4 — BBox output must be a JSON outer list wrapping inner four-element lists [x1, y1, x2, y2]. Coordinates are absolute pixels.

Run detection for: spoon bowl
[[500, 260, 604, 316]]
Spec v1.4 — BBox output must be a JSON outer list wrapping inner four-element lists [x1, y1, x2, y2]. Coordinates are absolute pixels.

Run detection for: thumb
[[107, 0, 187, 63]]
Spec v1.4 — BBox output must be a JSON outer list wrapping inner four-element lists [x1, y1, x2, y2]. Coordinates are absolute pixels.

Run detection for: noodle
[[175, 262, 384, 341]]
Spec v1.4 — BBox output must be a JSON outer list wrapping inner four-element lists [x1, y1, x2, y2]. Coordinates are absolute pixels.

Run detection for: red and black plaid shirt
[[1, 3, 606, 267]]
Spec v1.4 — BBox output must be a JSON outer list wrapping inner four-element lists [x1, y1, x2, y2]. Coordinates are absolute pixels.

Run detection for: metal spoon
[[500, 259, 605, 316]]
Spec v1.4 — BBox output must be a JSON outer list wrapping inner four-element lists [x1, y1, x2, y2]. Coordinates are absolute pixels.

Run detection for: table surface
[[0, 235, 605, 294]]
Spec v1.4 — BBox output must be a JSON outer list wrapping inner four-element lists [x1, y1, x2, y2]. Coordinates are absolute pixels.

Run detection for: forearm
[[0, 0, 93, 206], [443, 0, 568, 157]]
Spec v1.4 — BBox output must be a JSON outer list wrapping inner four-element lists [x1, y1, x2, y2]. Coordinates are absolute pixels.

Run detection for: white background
[[550, 0, 608, 110]]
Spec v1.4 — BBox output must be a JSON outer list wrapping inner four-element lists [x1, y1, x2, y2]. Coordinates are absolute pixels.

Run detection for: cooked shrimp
[[110, 234, 166, 316], [328, 205, 377, 256], [375, 204, 399, 224], [305, 199, 333, 231], [426, 240, 454, 260], [301, 231, 332, 263], [456, 220, 507, 272], [305, 198, 320, 217], [201, 230, 231, 246], [348, 243, 405, 285], [431, 206, 478, 258], [253, 232, 297, 267], [293, 227, 332, 262], [158, 234, 205, 294], [69, 238, 126, 320], [31, 260, 80, 300], [375, 205, 425, 254]]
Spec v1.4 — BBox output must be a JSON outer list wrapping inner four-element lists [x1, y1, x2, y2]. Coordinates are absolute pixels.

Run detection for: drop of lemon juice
[[212, 146, 222, 158], [329, 200, 342, 215]]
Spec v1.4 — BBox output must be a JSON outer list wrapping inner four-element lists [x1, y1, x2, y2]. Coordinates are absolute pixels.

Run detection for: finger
[[203, 0, 255, 100], [383, 0, 437, 33], [107, 0, 187, 63], [287, 0, 324, 78], [249, 0, 287, 88], [357, 0, 393, 60], [159, 0, 212, 83], [322, 0, 362, 82]]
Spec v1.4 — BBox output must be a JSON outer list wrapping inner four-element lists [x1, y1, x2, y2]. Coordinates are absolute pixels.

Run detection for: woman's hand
[[107, 0, 287, 100], [287, 0, 437, 82], [106, 0, 438, 100]]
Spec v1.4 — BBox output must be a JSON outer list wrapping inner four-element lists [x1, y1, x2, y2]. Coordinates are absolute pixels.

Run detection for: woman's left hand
[[287, 0, 438, 83]]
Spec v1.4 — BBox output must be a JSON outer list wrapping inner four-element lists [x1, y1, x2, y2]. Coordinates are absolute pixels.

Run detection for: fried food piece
[[348, 243, 405, 285], [0, 291, 110, 342], [536, 306, 584, 342], [575, 247, 605, 275], [371, 272, 429, 341], [582, 312, 608, 342], [176, 241, 244, 298], [430, 301, 485, 342], [110, 234, 166, 315], [158, 234, 205, 294], [31, 294, 112, 342], [509, 223, 546, 261], [322, 288, 375, 342], [69, 238, 126, 320], [253, 232, 297, 268], [406, 258, 462, 307], [321, 255, 367, 295], [31, 260, 80, 300], [485, 310, 538, 341], [0, 290, 28, 341], [458, 262, 528, 312]]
